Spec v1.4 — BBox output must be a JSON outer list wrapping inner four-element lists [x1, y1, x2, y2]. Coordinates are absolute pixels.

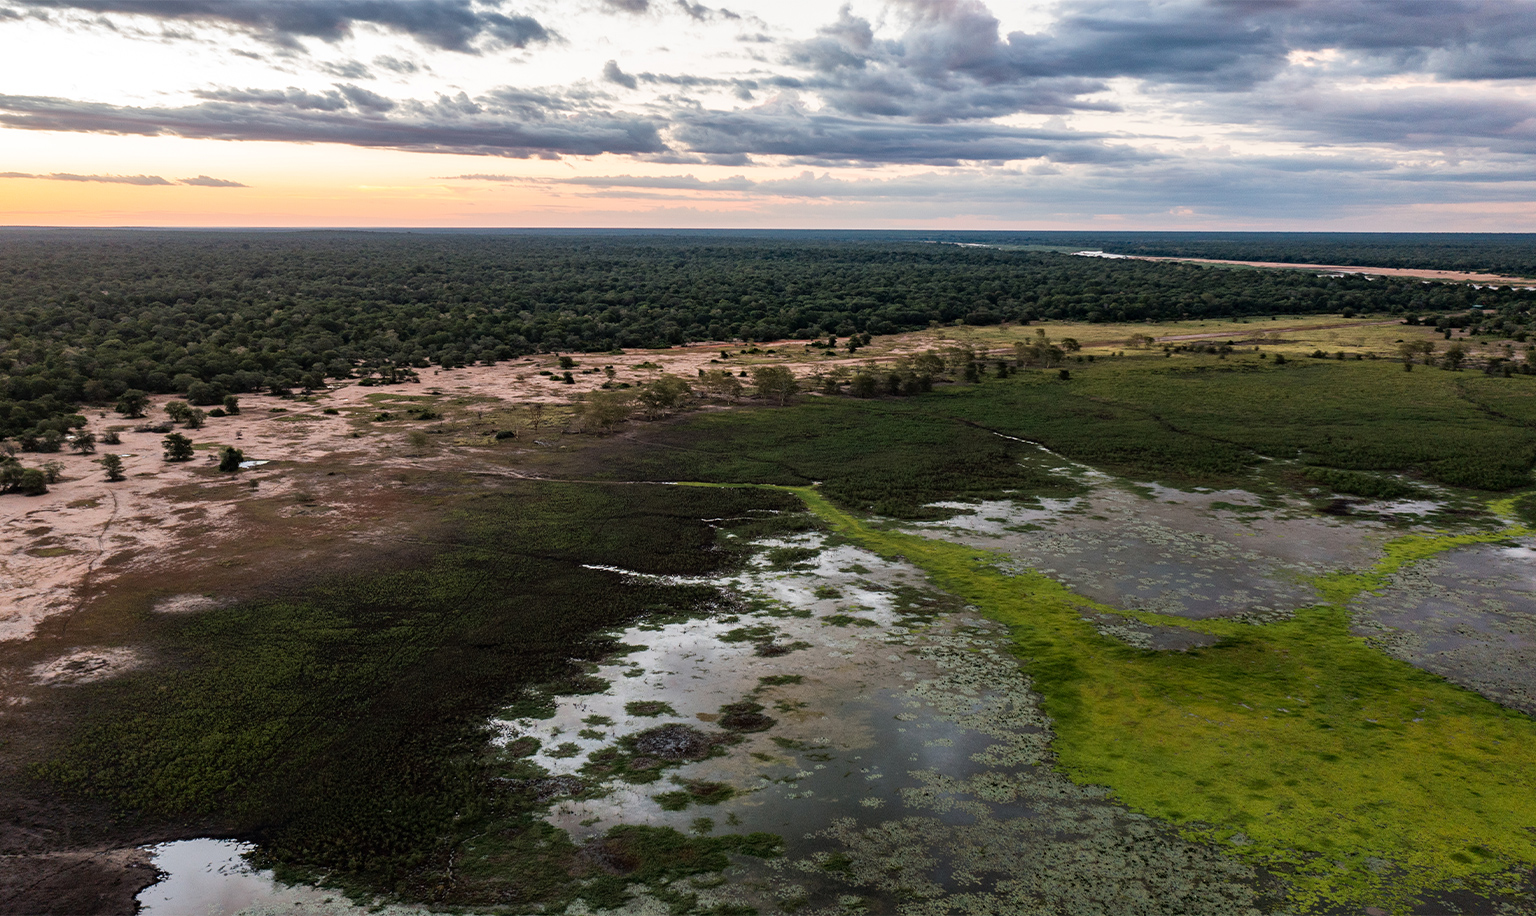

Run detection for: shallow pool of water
[[1353, 538, 1536, 715], [136, 839, 323, 916]]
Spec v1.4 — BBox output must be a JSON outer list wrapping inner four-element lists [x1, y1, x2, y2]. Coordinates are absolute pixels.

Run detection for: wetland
[[5, 232, 1536, 915]]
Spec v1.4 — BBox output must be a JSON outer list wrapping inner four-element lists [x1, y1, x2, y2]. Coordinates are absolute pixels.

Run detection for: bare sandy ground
[[1130, 255, 1536, 286], [0, 341, 869, 645]]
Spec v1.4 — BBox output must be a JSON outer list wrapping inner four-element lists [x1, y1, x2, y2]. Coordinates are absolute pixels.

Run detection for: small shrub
[[18, 468, 47, 495], [162, 433, 194, 461], [218, 446, 244, 472]]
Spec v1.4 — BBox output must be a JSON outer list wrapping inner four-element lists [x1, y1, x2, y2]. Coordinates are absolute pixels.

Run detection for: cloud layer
[[3, 0, 1536, 225], [14, 0, 552, 51], [0, 170, 246, 186]]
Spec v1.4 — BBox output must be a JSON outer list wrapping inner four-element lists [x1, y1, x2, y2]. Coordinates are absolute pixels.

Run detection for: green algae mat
[[785, 485, 1536, 913]]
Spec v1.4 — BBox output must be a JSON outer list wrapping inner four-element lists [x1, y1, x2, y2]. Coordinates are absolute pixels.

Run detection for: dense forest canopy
[[2, 229, 1534, 440]]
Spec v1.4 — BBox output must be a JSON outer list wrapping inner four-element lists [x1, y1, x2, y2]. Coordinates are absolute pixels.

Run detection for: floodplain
[[5, 306, 1536, 916]]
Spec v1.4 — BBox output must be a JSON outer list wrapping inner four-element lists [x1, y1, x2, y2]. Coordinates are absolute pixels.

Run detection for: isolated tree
[[1061, 337, 1082, 352], [849, 372, 879, 398], [115, 389, 149, 419], [164, 400, 192, 424], [1398, 340, 1436, 365], [218, 446, 244, 472], [751, 365, 800, 406], [637, 375, 692, 418], [222, 394, 240, 415], [1443, 344, 1467, 371], [70, 431, 97, 454], [17, 467, 47, 496], [578, 390, 635, 433], [912, 350, 946, 377], [1015, 330, 1064, 368], [162, 432, 194, 462], [698, 369, 742, 401], [527, 403, 546, 431], [41, 460, 64, 483], [100, 453, 126, 481], [947, 346, 979, 379], [183, 408, 207, 430]]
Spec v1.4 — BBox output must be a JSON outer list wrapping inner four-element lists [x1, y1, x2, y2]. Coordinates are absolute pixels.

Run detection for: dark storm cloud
[[0, 171, 246, 186], [0, 91, 667, 158], [10, 0, 553, 52]]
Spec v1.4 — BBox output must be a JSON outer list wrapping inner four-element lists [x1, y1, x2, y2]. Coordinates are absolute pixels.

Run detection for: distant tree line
[[3, 230, 1535, 441], [923, 231, 1536, 277]]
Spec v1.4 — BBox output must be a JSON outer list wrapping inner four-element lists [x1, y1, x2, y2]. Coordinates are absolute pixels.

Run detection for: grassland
[[607, 348, 1536, 497]]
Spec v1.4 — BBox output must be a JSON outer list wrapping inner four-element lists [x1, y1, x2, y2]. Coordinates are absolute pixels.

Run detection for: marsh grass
[[35, 479, 798, 907], [617, 355, 1536, 498], [790, 485, 1536, 913]]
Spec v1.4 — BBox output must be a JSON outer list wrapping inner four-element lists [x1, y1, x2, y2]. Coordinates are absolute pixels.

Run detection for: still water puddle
[[494, 532, 1264, 913], [1353, 538, 1536, 716], [137, 840, 326, 916], [137, 839, 424, 916], [925, 481, 1385, 621]]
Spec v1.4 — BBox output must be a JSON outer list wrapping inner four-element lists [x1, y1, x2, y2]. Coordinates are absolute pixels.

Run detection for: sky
[[1, 0, 1535, 230]]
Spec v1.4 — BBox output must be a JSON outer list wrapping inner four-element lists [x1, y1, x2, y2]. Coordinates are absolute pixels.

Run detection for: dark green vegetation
[[5, 230, 1536, 440], [653, 780, 736, 811], [554, 826, 780, 913], [1299, 467, 1422, 501], [35, 480, 800, 907], [603, 353, 1536, 496], [594, 394, 1089, 517]]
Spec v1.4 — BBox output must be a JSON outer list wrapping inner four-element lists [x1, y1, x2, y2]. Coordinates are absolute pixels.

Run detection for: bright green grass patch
[[788, 485, 1536, 913]]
